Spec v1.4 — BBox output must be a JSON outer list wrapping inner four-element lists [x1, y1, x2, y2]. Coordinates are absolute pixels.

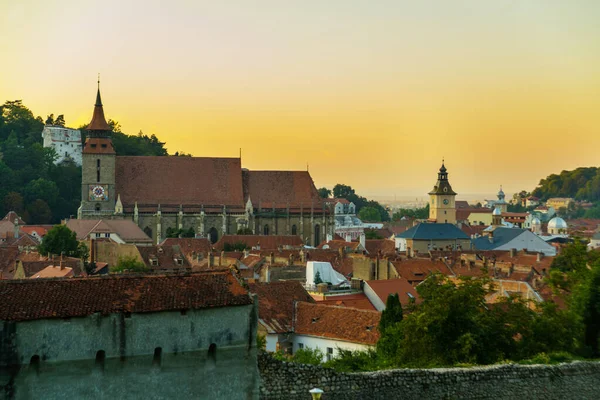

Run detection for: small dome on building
[[531, 217, 541, 225], [492, 207, 502, 216], [548, 217, 567, 230]]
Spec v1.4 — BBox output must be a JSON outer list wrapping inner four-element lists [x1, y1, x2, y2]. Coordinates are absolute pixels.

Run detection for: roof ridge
[[297, 301, 381, 314]]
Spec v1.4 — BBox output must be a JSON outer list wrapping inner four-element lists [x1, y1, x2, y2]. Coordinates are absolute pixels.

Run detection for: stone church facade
[[78, 86, 333, 245]]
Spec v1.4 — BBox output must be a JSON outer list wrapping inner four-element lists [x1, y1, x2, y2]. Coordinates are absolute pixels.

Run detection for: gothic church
[[79, 86, 333, 245]]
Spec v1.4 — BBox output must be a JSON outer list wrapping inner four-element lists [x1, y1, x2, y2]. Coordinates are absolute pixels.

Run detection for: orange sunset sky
[[1, 0, 599, 199]]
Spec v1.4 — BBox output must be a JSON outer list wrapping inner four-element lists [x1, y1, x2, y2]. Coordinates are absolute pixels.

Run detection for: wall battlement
[[258, 353, 600, 400]]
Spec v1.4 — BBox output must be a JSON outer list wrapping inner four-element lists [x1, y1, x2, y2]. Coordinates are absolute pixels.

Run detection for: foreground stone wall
[[258, 353, 600, 400]]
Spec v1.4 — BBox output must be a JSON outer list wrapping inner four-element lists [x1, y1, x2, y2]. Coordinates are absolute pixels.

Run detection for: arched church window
[[291, 225, 297, 235], [208, 227, 218, 244], [263, 224, 269, 236]]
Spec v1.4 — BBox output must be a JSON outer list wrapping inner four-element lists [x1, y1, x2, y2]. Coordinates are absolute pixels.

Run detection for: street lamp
[[309, 388, 324, 400]]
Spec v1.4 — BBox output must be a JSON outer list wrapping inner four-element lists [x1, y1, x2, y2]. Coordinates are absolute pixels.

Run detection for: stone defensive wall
[[258, 353, 600, 399]]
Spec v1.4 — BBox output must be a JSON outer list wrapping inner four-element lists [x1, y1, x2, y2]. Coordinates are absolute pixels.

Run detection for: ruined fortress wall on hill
[[258, 353, 600, 400]]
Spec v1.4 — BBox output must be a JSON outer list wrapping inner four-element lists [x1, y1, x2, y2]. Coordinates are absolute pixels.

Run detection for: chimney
[[208, 252, 214, 267], [407, 246, 412, 258], [338, 247, 345, 259], [289, 253, 294, 266], [244, 249, 250, 258], [270, 252, 275, 265], [359, 233, 366, 249], [300, 250, 306, 263], [265, 264, 270, 283], [220, 251, 225, 266], [60, 252, 64, 270], [509, 248, 516, 258], [13, 219, 19, 239], [537, 252, 543, 262]]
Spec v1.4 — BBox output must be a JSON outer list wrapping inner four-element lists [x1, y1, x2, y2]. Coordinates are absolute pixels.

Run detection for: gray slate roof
[[472, 228, 525, 250], [395, 223, 469, 240]]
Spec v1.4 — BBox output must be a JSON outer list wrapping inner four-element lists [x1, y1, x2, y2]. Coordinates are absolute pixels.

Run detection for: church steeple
[[429, 161, 457, 196], [83, 78, 115, 155], [428, 160, 458, 224], [87, 77, 111, 134]]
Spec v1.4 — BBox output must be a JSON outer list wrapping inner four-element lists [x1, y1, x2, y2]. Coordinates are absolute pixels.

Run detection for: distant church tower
[[80, 80, 116, 218], [428, 162, 457, 224]]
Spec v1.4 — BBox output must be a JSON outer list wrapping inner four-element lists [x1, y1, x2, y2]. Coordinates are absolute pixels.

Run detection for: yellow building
[[429, 163, 457, 224], [546, 198, 574, 210]]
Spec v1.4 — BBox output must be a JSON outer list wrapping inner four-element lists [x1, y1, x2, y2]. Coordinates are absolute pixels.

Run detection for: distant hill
[[531, 167, 600, 202], [0, 99, 175, 224]]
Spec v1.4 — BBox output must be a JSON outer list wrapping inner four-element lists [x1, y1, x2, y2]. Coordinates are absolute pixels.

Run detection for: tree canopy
[[38, 225, 80, 257], [317, 184, 389, 221], [531, 167, 600, 202], [0, 99, 179, 223]]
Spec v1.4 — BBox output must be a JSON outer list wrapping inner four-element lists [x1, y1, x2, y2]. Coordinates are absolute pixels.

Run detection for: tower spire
[[88, 76, 110, 131]]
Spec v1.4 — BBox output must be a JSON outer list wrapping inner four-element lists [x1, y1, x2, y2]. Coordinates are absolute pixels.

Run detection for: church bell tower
[[428, 162, 457, 224], [80, 80, 116, 218]]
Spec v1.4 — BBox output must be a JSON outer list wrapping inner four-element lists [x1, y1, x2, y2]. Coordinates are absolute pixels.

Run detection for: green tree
[[38, 225, 79, 257], [54, 114, 65, 127], [112, 256, 149, 273], [223, 242, 248, 252], [377, 293, 404, 361], [318, 187, 331, 198], [25, 199, 52, 224], [314, 271, 323, 285], [582, 266, 600, 356], [365, 230, 383, 239], [236, 228, 253, 235], [358, 206, 382, 222], [3, 192, 24, 215]]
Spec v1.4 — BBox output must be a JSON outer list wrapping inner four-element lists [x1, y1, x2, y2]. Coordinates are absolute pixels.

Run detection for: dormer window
[[175, 258, 183, 266], [150, 258, 159, 267]]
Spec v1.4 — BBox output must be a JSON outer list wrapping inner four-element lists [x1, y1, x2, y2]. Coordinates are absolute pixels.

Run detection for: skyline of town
[[2, 1, 599, 197]]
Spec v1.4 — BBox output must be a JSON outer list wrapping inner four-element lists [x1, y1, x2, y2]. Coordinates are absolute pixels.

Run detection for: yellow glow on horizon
[[2, 0, 600, 199]]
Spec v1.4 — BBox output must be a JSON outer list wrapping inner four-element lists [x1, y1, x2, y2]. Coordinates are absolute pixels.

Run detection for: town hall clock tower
[[428, 162, 457, 224], [79, 82, 117, 218]]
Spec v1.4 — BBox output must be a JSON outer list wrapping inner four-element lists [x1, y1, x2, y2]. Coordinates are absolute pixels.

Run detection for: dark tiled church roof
[[115, 156, 245, 207], [0, 272, 252, 322], [243, 170, 323, 209]]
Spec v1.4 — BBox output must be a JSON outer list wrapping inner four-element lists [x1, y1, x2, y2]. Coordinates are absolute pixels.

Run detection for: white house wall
[[292, 335, 372, 362], [363, 283, 385, 311]]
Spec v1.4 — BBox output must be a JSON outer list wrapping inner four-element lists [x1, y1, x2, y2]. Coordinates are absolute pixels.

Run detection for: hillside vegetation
[[532, 167, 600, 202], [0, 100, 175, 223]]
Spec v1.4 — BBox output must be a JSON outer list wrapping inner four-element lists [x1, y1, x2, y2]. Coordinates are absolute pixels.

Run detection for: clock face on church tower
[[88, 185, 108, 201], [443, 199, 449, 205]]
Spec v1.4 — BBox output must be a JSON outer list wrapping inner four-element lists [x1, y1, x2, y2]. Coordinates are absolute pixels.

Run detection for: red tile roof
[[115, 157, 244, 207], [29, 265, 74, 279], [0, 272, 251, 322], [136, 245, 191, 270], [317, 240, 360, 251], [391, 258, 452, 284], [248, 281, 314, 333], [65, 219, 152, 243], [243, 170, 323, 209], [294, 302, 381, 345], [214, 235, 304, 251], [160, 238, 212, 258], [365, 278, 420, 306], [365, 239, 396, 256], [2, 211, 25, 225], [317, 293, 376, 311]]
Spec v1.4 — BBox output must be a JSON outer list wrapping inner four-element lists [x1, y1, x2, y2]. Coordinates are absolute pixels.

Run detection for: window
[[95, 203, 101, 212], [101, 144, 107, 148], [97, 159, 101, 182], [298, 343, 304, 350], [208, 343, 217, 366], [153, 347, 162, 367], [291, 225, 297, 235], [326, 347, 333, 361], [95, 350, 106, 369], [263, 224, 269, 235], [95, 233, 101, 238], [91, 144, 97, 148]]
